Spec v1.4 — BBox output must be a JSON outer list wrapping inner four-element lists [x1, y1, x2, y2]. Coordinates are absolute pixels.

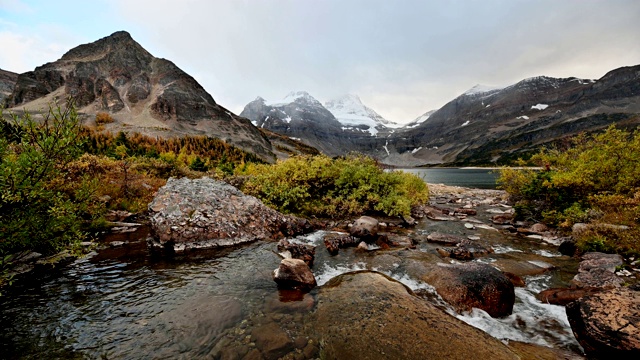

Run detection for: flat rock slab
[[312, 271, 520, 360]]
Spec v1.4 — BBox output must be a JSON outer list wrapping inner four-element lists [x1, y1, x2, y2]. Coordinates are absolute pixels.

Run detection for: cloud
[[4, 0, 640, 122]]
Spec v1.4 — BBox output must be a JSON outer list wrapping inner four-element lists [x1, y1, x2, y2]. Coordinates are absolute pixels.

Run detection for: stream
[[0, 189, 585, 359]]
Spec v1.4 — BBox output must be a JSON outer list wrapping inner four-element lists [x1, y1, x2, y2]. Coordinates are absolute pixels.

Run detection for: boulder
[[277, 239, 315, 266], [558, 237, 578, 256], [566, 288, 640, 358], [323, 233, 359, 255], [491, 214, 513, 225], [421, 262, 515, 317], [426, 232, 466, 246], [571, 252, 624, 289], [147, 177, 311, 253], [530, 223, 549, 233], [311, 271, 520, 360], [456, 208, 477, 216], [349, 216, 379, 240], [537, 287, 602, 305], [273, 258, 317, 290]]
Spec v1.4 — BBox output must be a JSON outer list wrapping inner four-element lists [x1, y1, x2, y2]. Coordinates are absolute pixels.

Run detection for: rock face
[[394, 65, 640, 165], [311, 271, 519, 360], [421, 262, 515, 317], [566, 288, 640, 358], [4, 31, 275, 161], [272, 258, 316, 290], [0, 68, 18, 103], [147, 177, 311, 253]]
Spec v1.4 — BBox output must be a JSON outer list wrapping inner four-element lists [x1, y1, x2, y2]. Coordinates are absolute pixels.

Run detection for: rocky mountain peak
[[60, 31, 150, 62], [5, 31, 275, 162]]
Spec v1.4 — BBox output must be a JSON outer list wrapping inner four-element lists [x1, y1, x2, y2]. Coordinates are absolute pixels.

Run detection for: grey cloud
[[114, 0, 640, 122]]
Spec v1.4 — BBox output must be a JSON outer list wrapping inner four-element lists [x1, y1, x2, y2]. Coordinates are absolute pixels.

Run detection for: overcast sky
[[1, 0, 639, 123]]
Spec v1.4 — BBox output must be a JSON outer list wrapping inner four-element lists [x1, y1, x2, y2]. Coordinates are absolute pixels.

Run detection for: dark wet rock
[[252, 323, 294, 359], [147, 177, 311, 253], [558, 237, 578, 256], [537, 287, 603, 305], [449, 246, 474, 260], [566, 287, 640, 358], [387, 235, 415, 249], [272, 258, 316, 290], [503, 272, 526, 287], [323, 233, 359, 255], [455, 208, 477, 216], [421, 262, 515, 317], [312, 271, 520, 360], [349, 216, 379, 240], [426, 232, 466, 246], [571, 252, 624, 289], [277, 239, 315, 267]]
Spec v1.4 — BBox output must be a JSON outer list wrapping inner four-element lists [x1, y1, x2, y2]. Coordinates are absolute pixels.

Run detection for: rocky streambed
[[1, 178, 638, 359]]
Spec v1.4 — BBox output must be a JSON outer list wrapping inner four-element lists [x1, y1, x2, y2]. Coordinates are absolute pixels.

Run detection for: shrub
[[0, 100, 102, 255], [95, 112, 115, 125], [238, 154, 428, 218], [498, 125, 640, 255]]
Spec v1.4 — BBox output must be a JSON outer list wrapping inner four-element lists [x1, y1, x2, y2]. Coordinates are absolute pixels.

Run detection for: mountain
[[0, 69, 18, 104], [241, 91, 386, 156], [324, 94, 399, 136], [3, 31, 275, 161], [389, 66, 640, 165], [403, 110, 437, 129]]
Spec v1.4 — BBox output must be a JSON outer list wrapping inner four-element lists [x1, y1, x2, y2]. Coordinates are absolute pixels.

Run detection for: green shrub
[[238, 154, 429, 217], [498, 125, 640, 255], [0, 100, 102, 255]]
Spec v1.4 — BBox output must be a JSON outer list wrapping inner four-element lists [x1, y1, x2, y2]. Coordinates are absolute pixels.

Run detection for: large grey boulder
[[571, 252, 624, 289], [148, 177, 311, 253]]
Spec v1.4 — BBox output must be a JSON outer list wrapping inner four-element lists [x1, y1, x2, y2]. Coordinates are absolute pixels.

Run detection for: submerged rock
[[426, 232, 466, 246], [421, 262, 515, 317], [566, 287, 640, 358], [311, 271, 520, 360], [147, 177, 311, 253]]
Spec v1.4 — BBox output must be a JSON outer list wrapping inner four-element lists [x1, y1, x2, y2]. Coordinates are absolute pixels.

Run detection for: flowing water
[[1, 177, 586, 358]]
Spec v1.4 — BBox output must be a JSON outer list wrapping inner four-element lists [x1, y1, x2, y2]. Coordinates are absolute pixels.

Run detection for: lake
[[398, 168, 499, 189]]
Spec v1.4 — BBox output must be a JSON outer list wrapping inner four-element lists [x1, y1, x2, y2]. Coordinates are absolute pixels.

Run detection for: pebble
[[464, 223, 475, 230]]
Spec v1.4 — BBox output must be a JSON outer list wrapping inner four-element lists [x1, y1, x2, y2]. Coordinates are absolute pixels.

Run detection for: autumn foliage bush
[[498, 126, 640, 255], [238, 154, 429, 218]]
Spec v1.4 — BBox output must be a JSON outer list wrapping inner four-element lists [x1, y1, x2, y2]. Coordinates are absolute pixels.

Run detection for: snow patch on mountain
[[531, 104, 549, 110], [266, 91, 321, 107], [404, 110, 436, 128], [463, 84, 504, 96], [325, 94, 399, 136]]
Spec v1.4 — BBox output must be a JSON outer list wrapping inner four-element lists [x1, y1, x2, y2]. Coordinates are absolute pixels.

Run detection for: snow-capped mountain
[[324, 94, 400, 136]]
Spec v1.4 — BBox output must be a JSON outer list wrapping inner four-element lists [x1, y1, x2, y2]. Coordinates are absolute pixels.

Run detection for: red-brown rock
[[566, 288, 640, 358]]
